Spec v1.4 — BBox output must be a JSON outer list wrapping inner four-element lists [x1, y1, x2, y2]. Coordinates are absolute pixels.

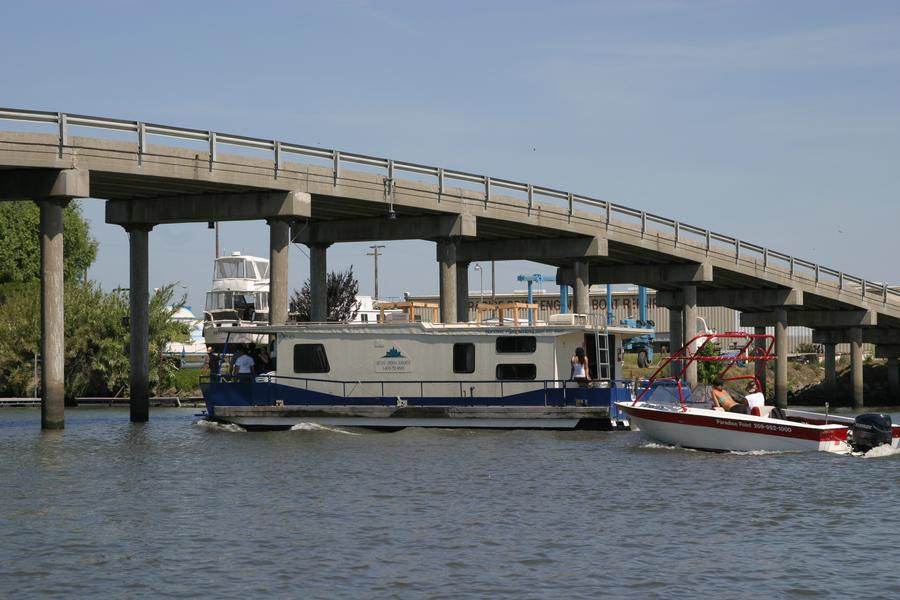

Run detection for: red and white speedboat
[[616, 332, 900, 454]]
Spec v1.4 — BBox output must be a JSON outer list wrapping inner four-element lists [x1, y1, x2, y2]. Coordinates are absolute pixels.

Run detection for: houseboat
[[200, 312, 652, 431]]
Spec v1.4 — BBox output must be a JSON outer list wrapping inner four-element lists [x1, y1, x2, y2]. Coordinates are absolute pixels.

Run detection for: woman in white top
[[571, 346, 591, 388]]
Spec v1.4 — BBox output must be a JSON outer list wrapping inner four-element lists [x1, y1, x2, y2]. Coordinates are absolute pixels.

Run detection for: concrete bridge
[[1, 108, 897, 428]]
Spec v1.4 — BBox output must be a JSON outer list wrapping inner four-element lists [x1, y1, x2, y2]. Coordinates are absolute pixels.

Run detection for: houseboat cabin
[[201, 316, 652, 431]]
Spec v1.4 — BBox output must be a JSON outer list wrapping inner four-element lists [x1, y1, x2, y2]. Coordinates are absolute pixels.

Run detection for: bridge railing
[[1, 107, 897, 308]]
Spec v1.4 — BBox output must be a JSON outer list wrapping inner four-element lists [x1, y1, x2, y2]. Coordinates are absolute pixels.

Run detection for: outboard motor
[[849, 413, 893, 452]]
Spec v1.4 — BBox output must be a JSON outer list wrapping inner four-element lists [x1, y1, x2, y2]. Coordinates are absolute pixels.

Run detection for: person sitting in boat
[[711, 379, 748, 413], [571, 346, 592, 388]]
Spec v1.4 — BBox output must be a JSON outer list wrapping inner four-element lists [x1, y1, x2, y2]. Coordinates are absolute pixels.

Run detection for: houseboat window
[[495, 336, 536, 353], [215, 259, 247, 279], [453, 343, 475, 373], [496, 364, 536, 380], [293, 344, 330, 373]]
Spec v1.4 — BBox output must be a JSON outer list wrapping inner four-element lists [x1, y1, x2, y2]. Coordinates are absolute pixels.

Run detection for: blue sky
[[2, 1, 898, 312]]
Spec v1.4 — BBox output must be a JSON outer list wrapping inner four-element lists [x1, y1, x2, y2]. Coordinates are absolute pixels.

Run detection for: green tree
[[290, 267, 360, 322], [697, 341, 724, 384], [0, 200, 98, 284], [0, 282, 188, 398]]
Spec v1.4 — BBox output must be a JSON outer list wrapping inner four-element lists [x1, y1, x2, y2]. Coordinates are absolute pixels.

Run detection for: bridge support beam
[[437, 240, 458, 323], [127, 224, 153, 423], [309, 244, 329, 322], [683, 285, 698, 390], [774, 307, 788, 409], [849, 327, 864, 409], [463, 235, 605, 264], [754, 326, 768, 396], [268, 218, 290, 326], [669, 308, 683, 378], [39, 199, 68, 429], [2, 169, 93, 430], [824, 343, 837, 390], [456, 262, 470, 322], [888, 357, 899, 398], [573, 260, 590, 315]]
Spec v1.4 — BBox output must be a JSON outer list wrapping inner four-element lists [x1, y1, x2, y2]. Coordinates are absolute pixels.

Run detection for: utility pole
[[209, 221, 220, 258], [367, 244, 386, 299]]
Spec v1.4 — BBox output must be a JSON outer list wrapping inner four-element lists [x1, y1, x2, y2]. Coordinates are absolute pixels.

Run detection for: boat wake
[[859, 444, 900, 459], [290, 422, 361, 435], [638, 441, 793, 455], [195, 419, 246, 433]]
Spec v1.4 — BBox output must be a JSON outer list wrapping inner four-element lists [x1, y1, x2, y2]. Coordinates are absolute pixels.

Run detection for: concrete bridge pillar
[[38, 198, 69, 430], [669, 308, 683, 378], [824, 343, 837, 388], [268, 218, 290, 325], [754, 326, 768, 396], [849, 327, 864, 409], [456, 261, 470, 322], [888, 356, 899, 398], [573, 259, 589, 315], [127, 224, 153, 423], [774, 307, 788, 409], [683, 284, 698, 389], [309, 243, 330, 322], [437, 239, 458, 323]]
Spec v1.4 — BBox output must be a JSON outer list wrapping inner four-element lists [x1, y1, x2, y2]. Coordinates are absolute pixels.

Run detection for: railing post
[[527, 184, 533, 211], [333, 150, 340, 184], [137, 122, 146, 166], [641, 211, 646, 237], [789, 256, 794, 277], [861, 279, 866, 298], [208, 131, 216, 172], [605, 201, 611, 229], [58, 112, 67, 158], [567, 192, 573, 217], [705, 230, 711, 253], [484, 176, 491, 208], [839, 272, 844, 290], [274, 141, 281, 179], [674, 221, 679, 246], [763, 247, 768, 271], [815, 264, 819, 284], [735, 239, 740, 263], [438, 168, 444, 195]]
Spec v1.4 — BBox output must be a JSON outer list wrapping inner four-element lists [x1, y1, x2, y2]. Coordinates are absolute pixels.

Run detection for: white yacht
[[203, 252, 270, 350], [164, 306, 207, 367]]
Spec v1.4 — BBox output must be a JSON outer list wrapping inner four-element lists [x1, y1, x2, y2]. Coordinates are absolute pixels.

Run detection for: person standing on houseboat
[[204, 346, 220, 380], [232, 348, 256, 382], [571, 346, 592, 388]]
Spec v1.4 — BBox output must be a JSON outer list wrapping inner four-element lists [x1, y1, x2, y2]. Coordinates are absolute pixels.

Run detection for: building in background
[[405, 286, 866, 355]]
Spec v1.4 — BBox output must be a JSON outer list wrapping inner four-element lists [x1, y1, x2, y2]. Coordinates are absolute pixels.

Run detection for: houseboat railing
[[201, 374, 637, 407]]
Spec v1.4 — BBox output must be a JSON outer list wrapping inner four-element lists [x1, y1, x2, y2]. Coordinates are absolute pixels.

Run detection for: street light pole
[[367, 244, 386, 299], [474, 263, 483, 304]]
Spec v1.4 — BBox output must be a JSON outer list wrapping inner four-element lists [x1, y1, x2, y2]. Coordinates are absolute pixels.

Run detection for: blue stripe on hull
[[201, 381, 632, 418]]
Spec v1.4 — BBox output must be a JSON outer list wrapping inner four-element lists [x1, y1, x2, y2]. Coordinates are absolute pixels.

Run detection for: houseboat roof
[[220, 320, 654, 337]]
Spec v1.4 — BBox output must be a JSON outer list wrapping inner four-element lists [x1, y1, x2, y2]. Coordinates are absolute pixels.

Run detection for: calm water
[[2, 407, 900, 599]]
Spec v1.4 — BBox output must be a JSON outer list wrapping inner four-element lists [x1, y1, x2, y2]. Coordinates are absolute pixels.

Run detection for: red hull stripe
[[624, 406, 848, 443]]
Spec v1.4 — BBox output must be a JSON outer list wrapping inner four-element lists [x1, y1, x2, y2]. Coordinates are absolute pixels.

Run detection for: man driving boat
[[711, 379, 749, 414]]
